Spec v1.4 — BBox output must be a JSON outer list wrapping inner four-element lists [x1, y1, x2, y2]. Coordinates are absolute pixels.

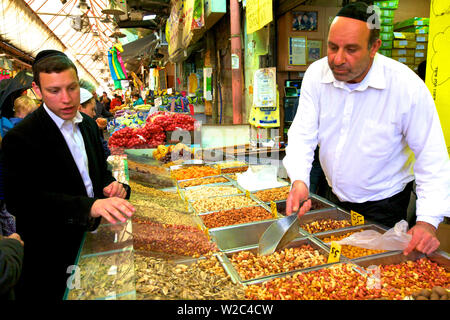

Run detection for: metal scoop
[[258, 198, 310, 256]]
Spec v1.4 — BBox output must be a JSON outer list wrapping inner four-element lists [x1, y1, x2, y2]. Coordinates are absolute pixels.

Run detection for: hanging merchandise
[[249, 68, 279, 128], [114, 79, 122, 90], [108, 42, 128, 81], [0, 68, 11, 81], [253, 67, 276, 107]]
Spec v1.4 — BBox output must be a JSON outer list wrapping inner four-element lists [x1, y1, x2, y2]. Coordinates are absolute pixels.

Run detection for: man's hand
[[286, 180, 312, 217], [91, 197, 135, 224], [7, 233, 24, 246], [103, 181, 127, 199], [403, 221, 440, 256]]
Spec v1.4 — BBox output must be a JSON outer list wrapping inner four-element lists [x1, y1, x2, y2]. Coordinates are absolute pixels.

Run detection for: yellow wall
[[425, 2, 450, 155]]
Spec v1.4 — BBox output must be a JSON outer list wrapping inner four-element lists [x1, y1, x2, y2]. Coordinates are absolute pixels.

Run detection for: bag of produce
[[335, 220, 412, 251]]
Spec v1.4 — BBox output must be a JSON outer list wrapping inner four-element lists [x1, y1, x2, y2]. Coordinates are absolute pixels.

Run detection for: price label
[[204, 227, 210, 240], [351, 210, 365, 226], [270, 201, 278, 218], [328, 242, 341, 263]]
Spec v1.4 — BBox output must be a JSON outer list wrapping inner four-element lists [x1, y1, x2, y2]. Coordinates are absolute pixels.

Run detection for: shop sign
[[246, 0, 273, 34]]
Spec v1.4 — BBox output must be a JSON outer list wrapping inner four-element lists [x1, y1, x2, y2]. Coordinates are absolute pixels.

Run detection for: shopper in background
[[110, 94, 122, 110], [283, 2, 449, 256], [78, 88, 111, 158], [101, 91, 111, 111], [2, 49, 135, 300], [79, 79, 112, 120], [0, 232, 24, 300], [9, 96, 38, 126], [132, 93, 144, 106]]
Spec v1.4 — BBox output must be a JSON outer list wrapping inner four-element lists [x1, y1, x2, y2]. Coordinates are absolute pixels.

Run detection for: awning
[[121, 33, 158, 73]]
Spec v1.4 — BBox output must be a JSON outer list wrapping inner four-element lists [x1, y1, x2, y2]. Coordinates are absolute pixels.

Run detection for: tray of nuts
[[181, 183, 244, 201], [211, 160, 249, 174], [134, 252, 246, 300], [189, 194, 260, 214], [243, 250, 450, 299], [177, 175, 233, 189], [298, 208, 359, 234], [252, 186, 291, 203], [352, 251, 450, 300], [198, 205, 278, 231], [219, 238, 334, 285], [265, 194, 335, 215], [170, 164, 220, 181], [314, 224, 390, 260]]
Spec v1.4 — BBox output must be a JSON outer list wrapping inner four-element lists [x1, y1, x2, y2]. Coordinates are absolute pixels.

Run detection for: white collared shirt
[[43, 104, 94, 197], [283, 53, 450, 228]]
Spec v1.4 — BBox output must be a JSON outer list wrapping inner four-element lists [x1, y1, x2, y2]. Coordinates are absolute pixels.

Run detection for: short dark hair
[[368, 28, 380, 49], [32, 55, 78, 88]]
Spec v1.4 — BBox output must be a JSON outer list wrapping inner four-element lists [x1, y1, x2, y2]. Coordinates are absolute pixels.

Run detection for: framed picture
[[307, 40, 322, 63], [292, 11, 318, 31], [288, 36, 307, 66]]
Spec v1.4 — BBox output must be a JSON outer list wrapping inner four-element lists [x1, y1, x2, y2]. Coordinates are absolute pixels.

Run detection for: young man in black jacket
[[2, 50, 135, 300]]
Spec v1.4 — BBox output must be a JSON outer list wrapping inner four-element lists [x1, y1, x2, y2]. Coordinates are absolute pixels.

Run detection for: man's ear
[[370, 38, 382, 58], [32, 82, 42, 100]]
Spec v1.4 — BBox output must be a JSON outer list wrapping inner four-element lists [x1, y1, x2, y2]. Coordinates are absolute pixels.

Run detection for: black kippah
[[336, 2, 373, 23], [33, 49, 68, 66]]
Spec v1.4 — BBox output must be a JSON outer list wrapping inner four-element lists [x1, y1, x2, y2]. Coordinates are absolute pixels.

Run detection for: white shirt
[[283, 53, 450, 228], [43, 104, 94, 197]]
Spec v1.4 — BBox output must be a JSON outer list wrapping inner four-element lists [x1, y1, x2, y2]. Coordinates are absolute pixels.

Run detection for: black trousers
[[323, 181, 414, 228]]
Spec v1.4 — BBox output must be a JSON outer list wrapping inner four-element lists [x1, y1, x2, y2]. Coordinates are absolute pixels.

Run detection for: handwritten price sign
[[270, 201, 278, 218], [351, 210, 365, 226], [327, 242, 342, 263]]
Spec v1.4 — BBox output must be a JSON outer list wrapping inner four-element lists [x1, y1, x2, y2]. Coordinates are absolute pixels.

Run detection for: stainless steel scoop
[[258, 198, 310, 256]]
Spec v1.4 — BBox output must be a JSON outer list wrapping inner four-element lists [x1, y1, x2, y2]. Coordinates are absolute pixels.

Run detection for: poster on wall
[[307, 40, 322, 63], [288, 36, 307, 65], [292, 11, 318, 31]]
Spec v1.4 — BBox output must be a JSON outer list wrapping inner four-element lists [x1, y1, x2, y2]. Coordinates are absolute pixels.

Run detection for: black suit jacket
[[1, 106, 117, 300]]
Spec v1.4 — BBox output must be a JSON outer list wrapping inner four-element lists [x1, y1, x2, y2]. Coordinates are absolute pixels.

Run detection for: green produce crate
[[379, 49, 392, 57], [380, 32, 394, 41], [381, 18, 394, 25], [374, 0, 399, 9], [381, 9, 395, 18], [394, 17, 429, 30], [381, 25, 394, 33], [381, 40, 393, 49]]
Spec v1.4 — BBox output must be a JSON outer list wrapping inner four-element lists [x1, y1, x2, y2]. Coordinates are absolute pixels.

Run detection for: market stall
[[64, 155, 450, 300]]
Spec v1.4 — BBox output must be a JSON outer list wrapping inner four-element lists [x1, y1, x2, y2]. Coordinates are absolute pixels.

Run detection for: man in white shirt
[[283, 3, 449, 256]]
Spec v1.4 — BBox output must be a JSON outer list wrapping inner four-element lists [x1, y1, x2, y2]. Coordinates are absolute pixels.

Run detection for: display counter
[[65, 155, 449, 300]]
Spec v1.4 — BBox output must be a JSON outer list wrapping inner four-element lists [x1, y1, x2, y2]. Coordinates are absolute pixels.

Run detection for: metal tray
[[313, 224, 390, 260], [217, 237, 341, 285], [189, 193, 262, 215], [181, 182, 244, 201], [176, 174, 234, 189], [209, 219, 289, 252], [352, 250, 450, 271], [265, 194, 335, 216], [197, 204, 279, 232], [298, 208, 371, 235]]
